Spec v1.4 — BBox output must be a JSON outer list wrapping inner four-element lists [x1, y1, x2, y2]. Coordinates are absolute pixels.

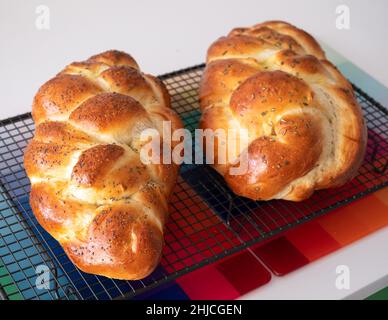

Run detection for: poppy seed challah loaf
[[199, 21, 367, 201], [24, 50, 183, 279]]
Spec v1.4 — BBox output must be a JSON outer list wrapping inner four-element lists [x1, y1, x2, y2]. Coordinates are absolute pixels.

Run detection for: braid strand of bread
[[24, 50, 183, 279], [199, 21, 367, 201]]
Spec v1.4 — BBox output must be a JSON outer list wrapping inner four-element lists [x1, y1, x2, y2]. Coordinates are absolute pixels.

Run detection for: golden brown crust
[[24, 140, 80, 178], [225, 114, 322, 200], [88, 50, 139, 69], [229, 71, 313, 119], [32, 74, 102, 125], [30, 182, 98, 240], [71, 144, 125, 187], [25, 50, 183, 279], [34, 121, 94, 145], [69, 92, 149, 135], [64, 204, 164, 280], [199, 21, 367, 201]]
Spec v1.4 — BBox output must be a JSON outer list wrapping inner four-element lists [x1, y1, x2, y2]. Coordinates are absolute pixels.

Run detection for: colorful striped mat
[[135, 187, 388, 300]]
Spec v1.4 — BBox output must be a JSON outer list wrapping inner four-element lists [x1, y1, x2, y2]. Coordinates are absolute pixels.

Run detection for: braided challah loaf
[[199, 21, 367, 201], [24, 50, 183, 279]]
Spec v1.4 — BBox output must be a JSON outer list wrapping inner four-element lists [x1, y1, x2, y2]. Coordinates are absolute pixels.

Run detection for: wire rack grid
[[0, 64, 387, 300]]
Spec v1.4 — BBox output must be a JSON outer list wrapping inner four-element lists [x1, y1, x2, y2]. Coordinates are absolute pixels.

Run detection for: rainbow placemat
[[0, 262, 22, 300], [0, 192, 23, 300], [135, 187, 388, 299]]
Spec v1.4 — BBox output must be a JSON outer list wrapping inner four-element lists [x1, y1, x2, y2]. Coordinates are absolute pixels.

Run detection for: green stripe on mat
[[367, 286, 388, 300], [0, 262, 23, 300]]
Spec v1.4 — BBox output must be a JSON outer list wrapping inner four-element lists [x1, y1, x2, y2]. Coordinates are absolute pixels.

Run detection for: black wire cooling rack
[[0, 64, 387, 300]]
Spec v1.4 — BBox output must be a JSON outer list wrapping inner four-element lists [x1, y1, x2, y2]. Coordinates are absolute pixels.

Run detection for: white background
[[0, 0, 387, 119]]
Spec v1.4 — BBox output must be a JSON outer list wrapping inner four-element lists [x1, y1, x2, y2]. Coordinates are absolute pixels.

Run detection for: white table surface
[[1, 0, 387, 299]]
